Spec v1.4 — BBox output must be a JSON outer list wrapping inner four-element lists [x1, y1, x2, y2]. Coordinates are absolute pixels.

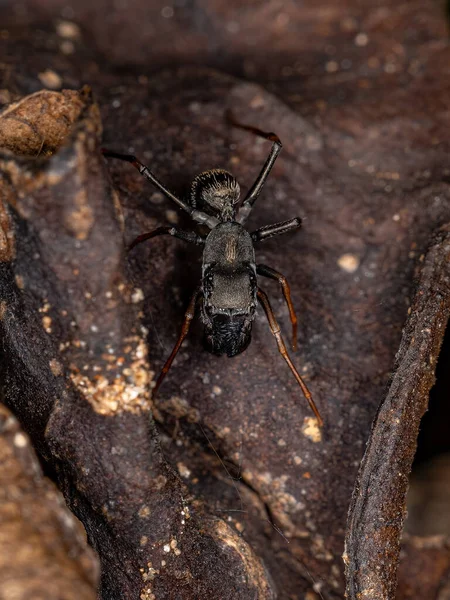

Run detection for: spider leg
[[225, 111, 282, 224], [257, 264, 298, 351], [257, 287, 323, 426], [102, 149, 219, 229], [152, 287, 202, 398], [128, 226, 204, 251], [251, 217, 301, 243]]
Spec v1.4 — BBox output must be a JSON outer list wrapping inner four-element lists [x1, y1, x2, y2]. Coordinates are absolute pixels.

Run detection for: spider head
[[190, 169, 240, 221]]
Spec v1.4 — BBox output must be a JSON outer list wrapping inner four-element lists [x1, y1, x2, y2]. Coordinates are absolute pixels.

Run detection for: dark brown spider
[[102, 113, 323, 426]]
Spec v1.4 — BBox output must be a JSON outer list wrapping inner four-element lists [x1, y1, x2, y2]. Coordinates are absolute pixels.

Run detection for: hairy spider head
[[190, 169, 240, 221]]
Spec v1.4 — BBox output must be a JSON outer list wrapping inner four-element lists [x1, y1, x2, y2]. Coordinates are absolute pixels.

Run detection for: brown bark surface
[[0, 1, 450, 599], [0, 403, 98, 599]]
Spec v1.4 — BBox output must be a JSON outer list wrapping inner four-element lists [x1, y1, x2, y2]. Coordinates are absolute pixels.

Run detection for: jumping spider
[[103, 113, 323, 426]]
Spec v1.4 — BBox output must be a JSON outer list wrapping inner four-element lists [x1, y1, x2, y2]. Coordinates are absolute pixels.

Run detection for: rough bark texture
[[0, 88, 274, 600], [0, 1, 450, 599], [0, 403, 98, 600], [345, 225, 450, 599]]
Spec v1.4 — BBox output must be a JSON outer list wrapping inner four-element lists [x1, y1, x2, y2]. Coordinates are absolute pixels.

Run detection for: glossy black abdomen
[[203, 313, 253, 357], [201, 222, 257, 357]]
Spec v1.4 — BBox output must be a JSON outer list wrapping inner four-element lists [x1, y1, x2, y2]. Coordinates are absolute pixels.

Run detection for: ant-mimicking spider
[[102, 112, 323, 426]]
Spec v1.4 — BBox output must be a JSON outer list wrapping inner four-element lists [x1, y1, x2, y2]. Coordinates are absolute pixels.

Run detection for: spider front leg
[[128, 226, 204, 251], [257, 264, 298, 351], [102, 149, 219, 229], [257, 288, 323, 426], [152, 287, 202, 398], [225, 111, 282, 224]]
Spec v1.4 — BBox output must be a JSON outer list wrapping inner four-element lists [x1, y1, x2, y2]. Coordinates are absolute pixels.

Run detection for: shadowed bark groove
[[345, 226, 450, 599]]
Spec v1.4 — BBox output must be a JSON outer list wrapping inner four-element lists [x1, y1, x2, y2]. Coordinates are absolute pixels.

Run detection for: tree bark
[[1, 1, 450, 598]]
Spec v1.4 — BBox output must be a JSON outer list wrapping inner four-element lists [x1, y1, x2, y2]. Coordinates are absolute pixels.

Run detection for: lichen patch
[[66, 189, 95, 240], [131, 288, 145, 303], [302, 417, 322, 443], [56, 20, 81, 40], [0, 198, 15, 261], [49, 358, 63, 376], [42, 315, 52, 333], [38, 69, 63, 90], [70, 338, 152, 415], [337, 253, 360, 273], [14, 274, 24, 289], [138, 505, 151, 519], [177, 462, 191, 479], [13, 432, 28, 448], [140, 588, 155, 600]]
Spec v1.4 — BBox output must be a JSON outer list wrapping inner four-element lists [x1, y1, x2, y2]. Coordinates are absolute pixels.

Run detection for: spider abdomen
[[201, 221, 257, 357], [203, 313, 253, 357]]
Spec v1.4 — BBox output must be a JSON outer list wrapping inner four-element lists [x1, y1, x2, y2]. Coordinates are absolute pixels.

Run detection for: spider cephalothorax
[[102, 113, 323, 426]]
